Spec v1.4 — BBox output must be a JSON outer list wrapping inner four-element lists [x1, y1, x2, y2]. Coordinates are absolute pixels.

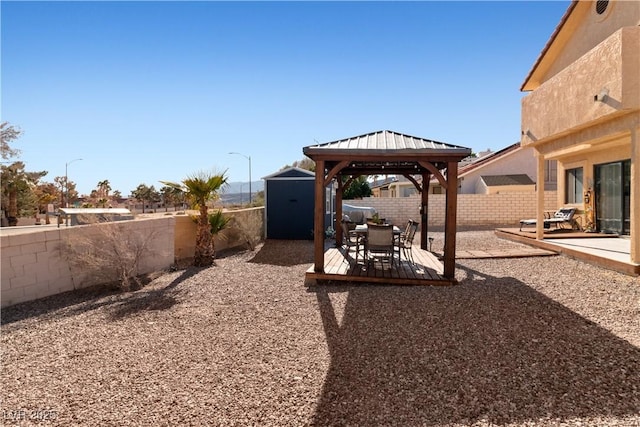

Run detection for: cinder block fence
[[2, 195, 555, 308], [1, 208, 265, 308], [344, 191, 558, 229]]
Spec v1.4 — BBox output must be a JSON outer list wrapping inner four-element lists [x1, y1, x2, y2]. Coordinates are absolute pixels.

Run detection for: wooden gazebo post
[[314, 159, 326, 272], [420, 172, 431, 250], [335, 178, 344, 247], [443, 160, 459, 279]]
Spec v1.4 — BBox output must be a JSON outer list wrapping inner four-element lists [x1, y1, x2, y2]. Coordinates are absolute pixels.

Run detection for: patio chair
[[366, 223, 395, 268], [341, 220, 365, 263], [394, 220, 413, 259], [519, 207, 578, 232], [398, 220, 419, 264]]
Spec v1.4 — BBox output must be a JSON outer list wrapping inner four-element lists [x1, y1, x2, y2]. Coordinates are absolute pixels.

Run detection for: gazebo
[[303, 130, 471, 285]]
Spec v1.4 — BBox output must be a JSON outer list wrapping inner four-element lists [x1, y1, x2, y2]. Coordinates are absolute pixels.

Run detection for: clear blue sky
[[2, 1, 570, 196]]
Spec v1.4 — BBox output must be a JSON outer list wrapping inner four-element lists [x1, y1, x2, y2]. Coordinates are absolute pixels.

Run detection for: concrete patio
[[496, 228, 639, 276]]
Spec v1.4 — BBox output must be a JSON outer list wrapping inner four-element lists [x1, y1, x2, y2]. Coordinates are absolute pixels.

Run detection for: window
[[325, 188, 331, 214], [565, 167, 583, 203], [596, 0, 609, 15], [545, 160, 557, 184], [402, 187, 417, 197]]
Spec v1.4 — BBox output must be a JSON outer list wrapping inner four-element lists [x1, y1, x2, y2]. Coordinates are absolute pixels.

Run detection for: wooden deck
[[305, 246, 456, 286]]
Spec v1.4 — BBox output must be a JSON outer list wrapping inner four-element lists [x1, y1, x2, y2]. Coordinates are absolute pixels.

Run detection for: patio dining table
[[353, 224, 402, 236], [352, 224, 403, 264]]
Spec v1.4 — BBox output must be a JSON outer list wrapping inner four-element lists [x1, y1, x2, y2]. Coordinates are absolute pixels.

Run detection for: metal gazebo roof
[[303, 130, 471, 176]]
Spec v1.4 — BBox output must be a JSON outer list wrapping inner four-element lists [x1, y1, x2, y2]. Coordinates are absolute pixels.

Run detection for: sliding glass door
[[595, 160, 630, 235]]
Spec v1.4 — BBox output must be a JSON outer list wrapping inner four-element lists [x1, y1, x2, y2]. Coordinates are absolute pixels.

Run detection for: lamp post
[[228, 152, 252, 205], [65, 158, 82, 208]]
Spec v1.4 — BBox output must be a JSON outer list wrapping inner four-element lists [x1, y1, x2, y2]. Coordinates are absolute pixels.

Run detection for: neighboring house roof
[[457, 142, 521, 176], [304, 130, 470, 156], [370, 176, 398, 189], [521, 1, 578, 91], [481, 174, 535, 187]]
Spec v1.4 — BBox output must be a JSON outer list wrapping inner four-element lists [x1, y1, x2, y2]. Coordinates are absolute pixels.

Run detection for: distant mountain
[[224, 181, 264, 194], [219, 181, 264, 205]]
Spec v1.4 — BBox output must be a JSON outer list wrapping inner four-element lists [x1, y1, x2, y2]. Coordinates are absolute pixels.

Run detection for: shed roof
[[481, 174, 535, 187], [262, 167, 315, 180]]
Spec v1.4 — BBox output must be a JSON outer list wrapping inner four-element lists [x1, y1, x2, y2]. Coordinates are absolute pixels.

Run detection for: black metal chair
[[341, 220, 365, 263], [398, 220, 419, 264]]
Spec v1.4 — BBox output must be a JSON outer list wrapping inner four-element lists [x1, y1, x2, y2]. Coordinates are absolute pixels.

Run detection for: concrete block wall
[[173, 207, 265, 263], [344, 192, 558, 227], [1, 217, 175, 308]]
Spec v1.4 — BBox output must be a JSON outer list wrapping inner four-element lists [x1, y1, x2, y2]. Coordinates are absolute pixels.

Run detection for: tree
[[1, 122, 22, 160], [53, 176, 78, 207], [34, 182, 60, 224], [160, 185, 184, 212], [97, 179, 111, 198], [281, 156, 315, 172], [343, 176, 372, 200], [161, 170, 228, 267], [1, 162, 47, 225], [131, 184, 158, 213], [0, 124, 48, 226]]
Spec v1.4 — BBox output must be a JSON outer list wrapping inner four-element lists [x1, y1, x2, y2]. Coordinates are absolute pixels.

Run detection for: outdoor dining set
[[341, 217, 419, 269]]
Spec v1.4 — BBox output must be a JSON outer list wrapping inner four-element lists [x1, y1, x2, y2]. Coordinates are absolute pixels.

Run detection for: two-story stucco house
[[520, 0, 639, 263]]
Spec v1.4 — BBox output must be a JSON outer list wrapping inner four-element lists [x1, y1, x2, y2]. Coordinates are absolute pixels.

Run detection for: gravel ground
[[2, 231, 639, 427]]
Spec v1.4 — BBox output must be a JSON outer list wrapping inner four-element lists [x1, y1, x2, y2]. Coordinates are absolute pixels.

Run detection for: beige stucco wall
[[543, 0, 640, 83], [522, 27, 640, 145]]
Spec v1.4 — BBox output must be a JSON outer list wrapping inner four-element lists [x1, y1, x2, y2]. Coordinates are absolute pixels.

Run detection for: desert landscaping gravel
[[2, 230, 639, 426]]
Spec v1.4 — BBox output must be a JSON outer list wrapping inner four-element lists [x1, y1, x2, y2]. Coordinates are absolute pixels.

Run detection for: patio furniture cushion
[[519, 207, 577, 232]]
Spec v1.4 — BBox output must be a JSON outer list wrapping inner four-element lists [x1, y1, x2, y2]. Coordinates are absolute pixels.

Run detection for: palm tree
[[97, 180, 111, 199], [161, 170, 227, 267], [131, 184, 156, 213]]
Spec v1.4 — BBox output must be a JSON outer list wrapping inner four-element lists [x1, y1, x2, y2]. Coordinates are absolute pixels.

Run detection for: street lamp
[[65, 158, 82, 208], [228, 152, 252, 205]]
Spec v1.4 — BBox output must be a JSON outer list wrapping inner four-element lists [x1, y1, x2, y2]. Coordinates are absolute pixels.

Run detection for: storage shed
[[263, 167, 316, 239]]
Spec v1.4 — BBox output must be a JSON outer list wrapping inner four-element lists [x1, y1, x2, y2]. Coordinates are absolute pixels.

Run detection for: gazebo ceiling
[[303, 130, 471, 176]]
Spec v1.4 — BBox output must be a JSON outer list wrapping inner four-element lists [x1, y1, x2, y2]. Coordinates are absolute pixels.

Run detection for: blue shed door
[[266, 180, 314, 239]]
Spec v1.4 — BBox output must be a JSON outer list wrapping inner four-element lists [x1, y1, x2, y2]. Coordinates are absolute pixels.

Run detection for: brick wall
[[344, 191, 558, 227]]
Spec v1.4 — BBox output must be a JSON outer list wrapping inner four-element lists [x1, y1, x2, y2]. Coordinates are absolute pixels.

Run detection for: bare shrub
[[63, 216, 159, 291], [224, 215, 256, 251]]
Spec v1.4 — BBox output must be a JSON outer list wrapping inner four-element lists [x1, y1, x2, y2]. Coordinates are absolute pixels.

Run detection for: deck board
[[305, 245, 454, 286]]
